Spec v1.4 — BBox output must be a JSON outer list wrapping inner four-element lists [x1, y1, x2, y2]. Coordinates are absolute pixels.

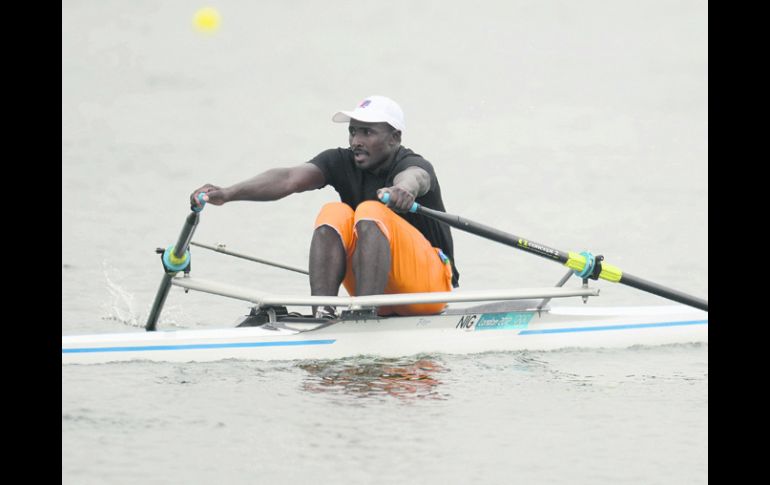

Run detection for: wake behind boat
[[61, 195, 708, 365]]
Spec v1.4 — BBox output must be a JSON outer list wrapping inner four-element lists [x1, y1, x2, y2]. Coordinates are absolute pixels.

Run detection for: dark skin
[[190, 120, 431, 309]]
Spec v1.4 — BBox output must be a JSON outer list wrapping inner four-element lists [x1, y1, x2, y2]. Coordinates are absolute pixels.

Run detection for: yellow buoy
[[193, 7, 221, 33]]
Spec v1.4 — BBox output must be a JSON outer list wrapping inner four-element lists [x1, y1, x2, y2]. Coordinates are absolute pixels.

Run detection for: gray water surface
[[62, 1, 707, 483]]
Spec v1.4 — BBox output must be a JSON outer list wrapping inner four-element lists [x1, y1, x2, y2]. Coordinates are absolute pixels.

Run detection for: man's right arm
[[190, 163, 326, 207]]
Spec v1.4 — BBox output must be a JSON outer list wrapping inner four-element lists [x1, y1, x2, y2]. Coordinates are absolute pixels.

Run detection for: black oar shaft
[[172, 212, 200, 260], [146, 274, 174, 331], [146, 211, 201, 331], [620, 272, 708, 311], [415, 205, 708, 312], [417, 206, 570, 264]]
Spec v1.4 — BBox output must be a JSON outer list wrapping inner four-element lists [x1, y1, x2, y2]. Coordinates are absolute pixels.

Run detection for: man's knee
[[355, 220, 390, 250], [312, 225, 348, 254], [315, 202, 354, 247], [313, 223, 340, 239], [354, 219, 385, 240]]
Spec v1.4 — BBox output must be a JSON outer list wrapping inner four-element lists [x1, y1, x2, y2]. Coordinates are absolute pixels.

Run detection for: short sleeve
[[307, 148, 341, 188]]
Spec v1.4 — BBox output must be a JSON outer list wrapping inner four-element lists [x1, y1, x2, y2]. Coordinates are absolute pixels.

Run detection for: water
[[62, 1, 707, 483], [63, 347, 707, 484]]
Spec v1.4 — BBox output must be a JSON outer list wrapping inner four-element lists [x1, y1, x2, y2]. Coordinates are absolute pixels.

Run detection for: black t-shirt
[[308, 146, 459, 287]]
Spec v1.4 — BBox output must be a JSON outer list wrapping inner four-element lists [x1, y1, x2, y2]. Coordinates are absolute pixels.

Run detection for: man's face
[[348, 120, 400, 172]]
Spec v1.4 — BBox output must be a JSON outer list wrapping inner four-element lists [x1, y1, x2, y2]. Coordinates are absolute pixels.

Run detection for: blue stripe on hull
[[62, 339, 337, 354], [519, 319, 708, 335]]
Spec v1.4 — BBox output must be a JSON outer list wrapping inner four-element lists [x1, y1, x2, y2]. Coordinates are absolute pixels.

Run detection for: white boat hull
[[62, 305, 707, 364]]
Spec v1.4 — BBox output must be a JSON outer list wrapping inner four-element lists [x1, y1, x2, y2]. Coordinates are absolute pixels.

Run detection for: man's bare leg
[[309, 225, 346, 316], [352, 220, 391, 296]]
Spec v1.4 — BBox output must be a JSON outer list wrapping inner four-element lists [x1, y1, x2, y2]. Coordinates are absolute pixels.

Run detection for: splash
[[101, 261, 142, 327], [100, 261, 195, 329]]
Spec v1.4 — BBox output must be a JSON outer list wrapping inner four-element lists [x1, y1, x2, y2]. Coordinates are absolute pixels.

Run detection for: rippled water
[[62, 346, 707, 484]]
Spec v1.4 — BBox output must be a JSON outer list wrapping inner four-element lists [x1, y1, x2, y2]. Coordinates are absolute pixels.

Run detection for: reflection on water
[[300, 356, 447, 400]]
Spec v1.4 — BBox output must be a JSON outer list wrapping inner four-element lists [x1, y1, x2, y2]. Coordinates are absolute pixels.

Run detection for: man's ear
[[391, 130, 402, 143]]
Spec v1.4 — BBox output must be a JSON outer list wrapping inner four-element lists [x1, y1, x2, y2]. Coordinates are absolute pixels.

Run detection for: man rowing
[[190, 95, 459, 318]]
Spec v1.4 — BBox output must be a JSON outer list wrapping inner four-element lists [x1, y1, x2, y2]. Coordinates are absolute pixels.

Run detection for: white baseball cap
[[332, 95, 405, 132]]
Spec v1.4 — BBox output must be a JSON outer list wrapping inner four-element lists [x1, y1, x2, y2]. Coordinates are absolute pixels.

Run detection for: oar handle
[[191, 193, 207, 212], [378, 192, 419, 213]]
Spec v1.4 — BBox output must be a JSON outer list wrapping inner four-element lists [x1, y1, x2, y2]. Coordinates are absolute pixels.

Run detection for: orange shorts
[[314, 201, 453, 316]]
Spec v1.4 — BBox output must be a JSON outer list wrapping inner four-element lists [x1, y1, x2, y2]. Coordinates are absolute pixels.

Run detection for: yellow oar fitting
[[566, 252, 623, 282], [566, 252, 588, 272], [598, 263, 622, 282]]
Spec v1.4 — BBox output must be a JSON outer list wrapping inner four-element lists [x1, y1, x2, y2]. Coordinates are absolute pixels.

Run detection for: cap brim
[[332, 111, 354, 123], [332, 110, 392, 124], [331, 110, 404, 132]]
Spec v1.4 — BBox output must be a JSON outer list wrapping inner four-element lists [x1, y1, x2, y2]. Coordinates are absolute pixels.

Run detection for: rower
[[188, 95, 459, 319]]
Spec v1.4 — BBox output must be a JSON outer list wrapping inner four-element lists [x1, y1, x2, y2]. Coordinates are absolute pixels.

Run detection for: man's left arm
[[378, 166, 431, 213]]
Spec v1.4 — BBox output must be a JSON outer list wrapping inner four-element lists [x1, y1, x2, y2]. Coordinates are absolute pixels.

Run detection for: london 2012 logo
[[456, 312, 533, 332], [359, 99, 372, 108]]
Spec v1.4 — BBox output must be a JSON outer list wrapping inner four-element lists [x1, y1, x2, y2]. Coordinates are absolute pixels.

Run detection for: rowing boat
[[62, 285, 707, 364], [61, 194, 708, 365]]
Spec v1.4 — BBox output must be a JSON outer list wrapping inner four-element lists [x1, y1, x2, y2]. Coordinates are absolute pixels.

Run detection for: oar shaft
[[146, 274, 174, 330], [146, 211, 202, 331], [620, 272, 708, 311], [417, 205, 569, 263], [171, 212, 200, 260]]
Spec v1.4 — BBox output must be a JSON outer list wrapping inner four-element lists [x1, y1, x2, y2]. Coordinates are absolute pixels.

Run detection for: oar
[[145, 194, 207, 331], [379, 193, 708, 312]]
